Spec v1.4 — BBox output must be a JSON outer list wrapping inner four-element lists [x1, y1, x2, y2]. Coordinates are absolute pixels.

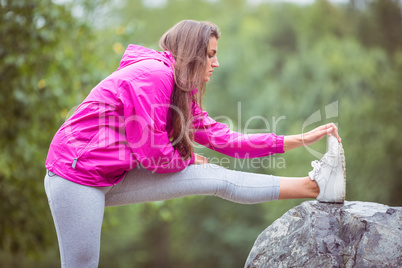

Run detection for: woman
[[45, 20, 345, 267]]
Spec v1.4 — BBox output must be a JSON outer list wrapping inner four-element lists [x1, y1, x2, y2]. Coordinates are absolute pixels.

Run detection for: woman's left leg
[[44, 171, 110, 267]]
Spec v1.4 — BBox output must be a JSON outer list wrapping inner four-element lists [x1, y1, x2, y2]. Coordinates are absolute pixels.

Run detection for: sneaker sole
[[340, 144, 346, 201], [332, 143, 346, 203]]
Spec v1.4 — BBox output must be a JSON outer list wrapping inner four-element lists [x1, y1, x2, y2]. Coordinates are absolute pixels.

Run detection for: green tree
[[351, 0, 402, 55], [0, 0, 107, 262]]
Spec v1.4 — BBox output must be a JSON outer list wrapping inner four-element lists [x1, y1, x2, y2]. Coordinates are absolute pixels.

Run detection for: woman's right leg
[[278, 176, 319, 199], [104, 164, 282, 207], [104, 164, 322, 208], [44, 170, 109, 268]]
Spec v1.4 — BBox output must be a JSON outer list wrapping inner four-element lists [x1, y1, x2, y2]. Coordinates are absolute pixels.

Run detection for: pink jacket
[[45, 45, 284, 186]]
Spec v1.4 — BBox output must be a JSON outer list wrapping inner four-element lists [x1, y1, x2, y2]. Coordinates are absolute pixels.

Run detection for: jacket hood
[[117, 44, 175, 71], [117, 44, 198, 96]]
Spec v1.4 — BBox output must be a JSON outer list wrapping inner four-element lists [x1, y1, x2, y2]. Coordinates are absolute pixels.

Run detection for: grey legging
[[44, 164, 280, 268]]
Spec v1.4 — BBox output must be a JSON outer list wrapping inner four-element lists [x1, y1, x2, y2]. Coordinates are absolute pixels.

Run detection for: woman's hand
[[302, 123, 341, 146], [283, 123, 341, 151], [194, 153, 209, 165]]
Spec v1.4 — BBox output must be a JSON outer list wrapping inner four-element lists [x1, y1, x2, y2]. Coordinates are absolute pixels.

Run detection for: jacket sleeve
[[119, 68, 194, 173], [191, 100, 284, 158]]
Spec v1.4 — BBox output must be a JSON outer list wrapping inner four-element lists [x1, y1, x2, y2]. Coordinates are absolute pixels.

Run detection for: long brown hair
[[159, 20, 220, 159]]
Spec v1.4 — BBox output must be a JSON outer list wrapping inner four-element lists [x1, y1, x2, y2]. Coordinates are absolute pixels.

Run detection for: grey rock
[[245, 201, 402, 268]]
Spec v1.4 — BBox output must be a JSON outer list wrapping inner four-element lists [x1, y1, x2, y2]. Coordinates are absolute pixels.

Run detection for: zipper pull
[[72, 158, 78, 169]]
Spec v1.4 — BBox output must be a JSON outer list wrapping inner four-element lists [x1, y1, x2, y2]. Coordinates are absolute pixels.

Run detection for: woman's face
[[204, 37, 219, 82]]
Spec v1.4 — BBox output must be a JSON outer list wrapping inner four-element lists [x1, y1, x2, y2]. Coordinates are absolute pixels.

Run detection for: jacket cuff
[[275, 135, 285, 154]]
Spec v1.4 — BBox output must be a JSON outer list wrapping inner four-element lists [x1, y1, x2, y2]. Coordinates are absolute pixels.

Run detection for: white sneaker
[[309, 135, 346, 203]]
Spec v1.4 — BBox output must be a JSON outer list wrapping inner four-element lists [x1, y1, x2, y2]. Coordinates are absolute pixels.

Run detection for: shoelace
[[310, 151, 332, 180], [310, 160, 321, 180]]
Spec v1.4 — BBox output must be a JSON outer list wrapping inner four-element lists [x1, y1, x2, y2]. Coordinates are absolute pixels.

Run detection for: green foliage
[[0, 0, 106, 259], [1, 0, 401, 267]]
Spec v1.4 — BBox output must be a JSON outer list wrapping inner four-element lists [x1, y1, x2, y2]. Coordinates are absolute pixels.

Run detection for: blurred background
[[0, 0, 401, 267]]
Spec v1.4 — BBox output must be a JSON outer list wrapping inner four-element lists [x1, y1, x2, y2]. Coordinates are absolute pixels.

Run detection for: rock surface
[[245, 201, 402, 268]]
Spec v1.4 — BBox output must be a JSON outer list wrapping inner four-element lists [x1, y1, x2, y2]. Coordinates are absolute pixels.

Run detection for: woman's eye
[[208, 55, 214, 59]]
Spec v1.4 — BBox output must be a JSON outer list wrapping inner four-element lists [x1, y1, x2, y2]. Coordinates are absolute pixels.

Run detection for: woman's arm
[[191, 101, 284, 158], [192, 99, 340, 154], [283, 135, 303, 152], [283, 123, 341, 152]]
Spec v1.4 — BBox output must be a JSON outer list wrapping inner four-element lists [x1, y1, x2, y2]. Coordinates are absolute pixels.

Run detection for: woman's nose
[[212, 58, 219, 68]]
